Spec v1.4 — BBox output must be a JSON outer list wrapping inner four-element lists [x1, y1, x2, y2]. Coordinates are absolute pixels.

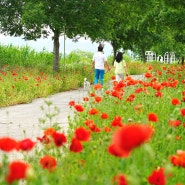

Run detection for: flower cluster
[[0, 63, 184, 184]]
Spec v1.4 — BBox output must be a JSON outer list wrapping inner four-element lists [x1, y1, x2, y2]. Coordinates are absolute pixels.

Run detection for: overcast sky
[[0, 34, 113, 56]]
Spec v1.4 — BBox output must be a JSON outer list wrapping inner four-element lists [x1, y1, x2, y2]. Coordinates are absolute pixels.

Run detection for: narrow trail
[[0, 75, 144, 160], [0, 88, 88, 140], [0, 75, 144, 140]]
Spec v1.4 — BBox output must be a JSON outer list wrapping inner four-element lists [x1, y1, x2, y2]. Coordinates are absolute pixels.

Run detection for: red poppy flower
[[152, 82, 162, 91], [52, 132, 67, 147], [69, 100, 75, 106], [111, 124, 154, 157], [112, 173, 128, 185], [155, 91, 163, 98], [175, 136, 182, 140], [111, 76, 116, 80], [6, 161, 29, 183], [88, 123, 96, 130], [104, 126, 111, 132], [111, 90, 122, 99], [0, 137, 18, 152], [94, 96, 102, 103], [92, 127, 101, 132], [85, 119, 95, 127], [105, 90, 111, 95], [171, 98, 181, 105], [83, 97, 89, 101], [37, 135, 50, 144], [111, 116, 123, 127], [74, 104, 84, 112], [148, 113, 159, 122], [147, 168, 166, 185], [157, 71, 162, 75], [170, 150, 185, 168], [101, 112, 109, 119], [94, 83, 102, 90], [44, 127, 56, 136], [145, 72, 153, 78], [74, 127, 91, 142], [88, 108, 99, 115], [108, 144, 130, 158], [70, 138, 83, 153], [90, 93, 96, 97], [126, 94, 135, 102], [134, 104, 143, 111], [148, 66, 153, 70], [135, 87, 144, 93], [18, 138, 36, 151], [40, 155, 57, 172], [168, 120, 181, 127], [180, 108, 185, 117], [151, 78, 157, 83]]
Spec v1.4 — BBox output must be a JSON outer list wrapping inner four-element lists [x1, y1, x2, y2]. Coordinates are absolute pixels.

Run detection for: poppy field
[[0, 64, 94, 107], [0, 62, 185, 185]]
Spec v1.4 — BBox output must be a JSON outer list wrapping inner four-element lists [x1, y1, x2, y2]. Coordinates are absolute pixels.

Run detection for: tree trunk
[[53, 32, 60, 71], [113, 48, 117, 59], [111, 41, 117, 65], [141, 47, 146, 62]]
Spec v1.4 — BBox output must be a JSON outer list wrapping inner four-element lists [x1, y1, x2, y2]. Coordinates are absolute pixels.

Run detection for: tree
[[100, 0, 164, 61], [107, 1, 133, 58], [0, 0, 111, 71], [151, 0, 185, 58], [0, 0, 23, 36], [162, 0, 185, 44], [97, 1, 138, 58]]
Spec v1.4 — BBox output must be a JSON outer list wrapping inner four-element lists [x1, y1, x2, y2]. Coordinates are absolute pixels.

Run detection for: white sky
[[0, 34, 113, 56]]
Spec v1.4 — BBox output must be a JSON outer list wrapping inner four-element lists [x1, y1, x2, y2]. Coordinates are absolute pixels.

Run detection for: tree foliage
[[0, 0, 111, 71], [162, 0, 185, 44], [0, 0, 184, 65], [0, 0, 23, 36]]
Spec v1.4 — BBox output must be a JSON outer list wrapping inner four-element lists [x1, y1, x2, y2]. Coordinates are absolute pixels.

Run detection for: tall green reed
[[0, 44, 53, 68]]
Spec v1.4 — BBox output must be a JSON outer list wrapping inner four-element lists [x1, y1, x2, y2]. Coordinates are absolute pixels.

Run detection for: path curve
[[0, 75, 144, 140], [0, 88, 88, 140]]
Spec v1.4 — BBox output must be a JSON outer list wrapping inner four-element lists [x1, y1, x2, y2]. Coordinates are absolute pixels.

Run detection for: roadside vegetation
[[0, 45, 184, 185], [0, 45, 150, 107]]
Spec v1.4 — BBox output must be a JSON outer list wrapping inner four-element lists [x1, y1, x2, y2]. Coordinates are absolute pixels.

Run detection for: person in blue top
[[92, 44, 110, 85], [113, 51, 128, 82]]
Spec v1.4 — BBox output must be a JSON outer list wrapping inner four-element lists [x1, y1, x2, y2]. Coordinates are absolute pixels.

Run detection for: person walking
[[92, 44, 110, 85], [113, 51, 128, 82]]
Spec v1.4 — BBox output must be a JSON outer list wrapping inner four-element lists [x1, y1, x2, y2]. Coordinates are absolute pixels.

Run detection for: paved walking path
[[0, 88, 88, 140], [0, 75, 144, 140]]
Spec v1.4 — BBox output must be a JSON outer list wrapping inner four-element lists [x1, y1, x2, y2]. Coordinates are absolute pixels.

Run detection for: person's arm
[[105, 61, 110, 71], [113, 60, 116, 68], [123, 61, 128, 75], [124, 65, 129, 76]]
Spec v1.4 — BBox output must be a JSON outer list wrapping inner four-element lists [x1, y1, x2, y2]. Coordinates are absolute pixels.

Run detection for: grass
[[0, 44, 184, 185], [0, 44, 146, 107]]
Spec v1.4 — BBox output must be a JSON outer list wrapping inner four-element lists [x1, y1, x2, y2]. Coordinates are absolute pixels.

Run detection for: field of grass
[[0, 45, 149, 107], [0, 44, 184, 185]]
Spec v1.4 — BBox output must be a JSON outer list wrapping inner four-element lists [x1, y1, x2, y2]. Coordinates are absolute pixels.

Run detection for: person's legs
[[119, 74, 124, 80], [116, 74, 124, 82], [99, 70, 105, 85], [94, 69, 100, 84], [116, 74, 120, 81]]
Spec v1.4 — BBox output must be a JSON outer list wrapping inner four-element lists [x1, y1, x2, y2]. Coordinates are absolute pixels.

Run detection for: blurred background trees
[[0, 0, 184, 70]]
